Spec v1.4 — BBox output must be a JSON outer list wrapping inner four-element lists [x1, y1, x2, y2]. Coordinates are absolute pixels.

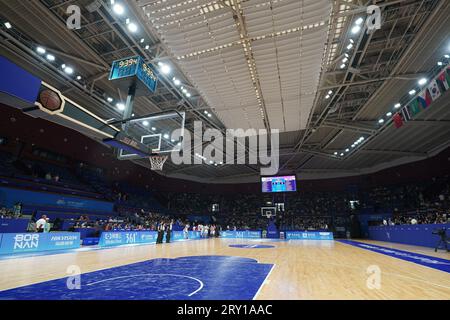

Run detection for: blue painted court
[[0, 255, 274, 300]]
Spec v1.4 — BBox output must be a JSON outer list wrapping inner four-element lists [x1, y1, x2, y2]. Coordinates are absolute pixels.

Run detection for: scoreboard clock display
[[261, 175, 297, 193], [109, 56, 158, 96]]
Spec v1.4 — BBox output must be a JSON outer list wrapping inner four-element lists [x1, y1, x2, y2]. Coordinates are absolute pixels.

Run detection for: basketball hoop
[[149, 154, 168, 171]]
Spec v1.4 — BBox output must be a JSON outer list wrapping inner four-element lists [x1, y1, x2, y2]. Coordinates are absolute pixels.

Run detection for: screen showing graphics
[[261, 175, 297, 193]]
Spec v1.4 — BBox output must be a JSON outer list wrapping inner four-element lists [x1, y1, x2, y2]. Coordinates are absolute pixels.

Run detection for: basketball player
[[183, 223, 190, 239]]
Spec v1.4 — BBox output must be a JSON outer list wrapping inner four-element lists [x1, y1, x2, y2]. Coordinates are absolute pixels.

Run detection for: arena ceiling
[[0, 0, 449, 183]]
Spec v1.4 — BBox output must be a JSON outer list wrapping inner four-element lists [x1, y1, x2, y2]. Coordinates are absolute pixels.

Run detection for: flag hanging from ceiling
[[417, 88, 432, 108], [393, 112, 403, 128], [427, 79, 441, 101], [409, 99, 422, 116], [401, 106, 411, 123], [437, 69, 450, 91]]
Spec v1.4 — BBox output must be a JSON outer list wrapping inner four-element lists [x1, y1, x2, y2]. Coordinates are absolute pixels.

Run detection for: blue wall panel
[[0, 187, 114, 212], [0, 218, 29, 233], [0, 56, 41, 104], [368, 224, 449, 248]]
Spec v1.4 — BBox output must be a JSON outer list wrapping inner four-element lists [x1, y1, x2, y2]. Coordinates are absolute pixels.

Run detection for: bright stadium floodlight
[[346, 43, 353, 50], [409, 89, 416, 95], [418, 78, 427, 86], [437, 61, 443, 66], [116, 103, 125, 111], [394, 103, 401, 109], [151, 127, 156, 131], [355, 17, 364, 25], [334, 152, 338, 155], [163, 133, 169, 139], [64, 66, 74, 75], [4, 22, 12, 29], [113, 3, 124, 15], [46, 54, 55, 61], [340, 153, 344, 156], [36, 46, 46, 54], [76, 75, 82, 80], [158, 62, 171, 75], [186, 92, 191, 98], [345, 148, 350, 152], [378, 119, 384, 124], [173, 78, 181, 86], [444, 54, 450, 59], [328, 90, 333, 95], [142, 120, 149, 126], [107, 97, 113, 103], [340, 63, 346, 69], [351, 25, 361, 34], [128, 22, 138, 33], [386, 112, 392, 117]]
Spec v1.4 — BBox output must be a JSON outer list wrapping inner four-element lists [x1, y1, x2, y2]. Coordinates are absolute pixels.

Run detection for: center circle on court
[[229, 244, 275, 249]]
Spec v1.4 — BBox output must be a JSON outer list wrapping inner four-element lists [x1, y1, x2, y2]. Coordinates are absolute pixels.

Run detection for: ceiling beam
[[322, 120, 377, 134], [359, 149, 426, 157]]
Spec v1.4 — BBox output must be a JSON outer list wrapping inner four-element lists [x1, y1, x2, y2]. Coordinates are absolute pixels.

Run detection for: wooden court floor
[[0, 238, 449, 300]]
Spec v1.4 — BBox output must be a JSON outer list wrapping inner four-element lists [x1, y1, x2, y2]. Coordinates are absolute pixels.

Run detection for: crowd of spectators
[[0, 203, 22, 219], [383, 211, 449, 226]]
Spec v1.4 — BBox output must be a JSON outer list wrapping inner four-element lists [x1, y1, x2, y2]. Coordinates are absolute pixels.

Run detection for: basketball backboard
[[261, 207, 277, 219], [103, 110, 185, 161]]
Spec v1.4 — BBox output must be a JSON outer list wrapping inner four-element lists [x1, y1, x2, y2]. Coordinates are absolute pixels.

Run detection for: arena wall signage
[[0, 232, 81, 255], [98, 231, 201, 247], [285, 231, 334, 240], [220, 230, 263, 239]]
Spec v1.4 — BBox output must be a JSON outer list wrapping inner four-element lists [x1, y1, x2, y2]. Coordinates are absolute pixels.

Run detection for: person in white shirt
[[183, 223, 190, 239], [203, 225, 209, 238], [36, 215, 47, 233]]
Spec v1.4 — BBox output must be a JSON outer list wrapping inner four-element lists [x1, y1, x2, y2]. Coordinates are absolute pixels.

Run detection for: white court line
[[86, 273, 204, 297], [253, 264, 276, 300]]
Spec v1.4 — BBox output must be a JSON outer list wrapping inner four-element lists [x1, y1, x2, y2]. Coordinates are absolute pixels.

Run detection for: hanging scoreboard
[[109, 56, 158, 96]]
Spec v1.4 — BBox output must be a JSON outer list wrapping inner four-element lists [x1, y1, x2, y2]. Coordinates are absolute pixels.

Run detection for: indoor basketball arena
[[0, 0, 449, 308]]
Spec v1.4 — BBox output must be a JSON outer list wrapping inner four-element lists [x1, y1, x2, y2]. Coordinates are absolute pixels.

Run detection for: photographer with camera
[[432, 227, 449, 252]]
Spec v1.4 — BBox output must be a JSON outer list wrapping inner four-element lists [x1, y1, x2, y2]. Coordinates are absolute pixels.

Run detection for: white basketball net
[[149, 155, 168, 171]]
